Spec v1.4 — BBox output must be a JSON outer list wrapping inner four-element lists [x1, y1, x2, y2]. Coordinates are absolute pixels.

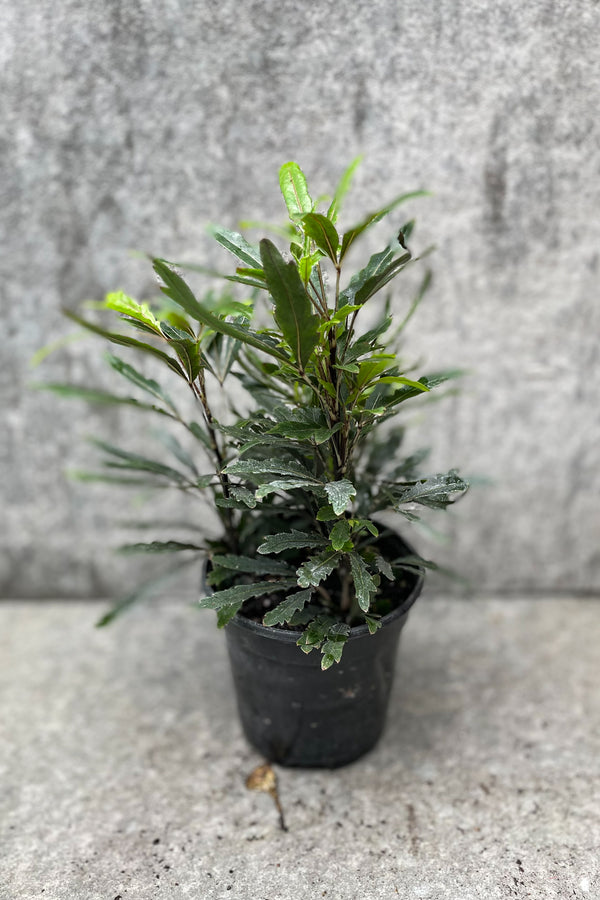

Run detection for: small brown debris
[[245, 762, 288, 831]]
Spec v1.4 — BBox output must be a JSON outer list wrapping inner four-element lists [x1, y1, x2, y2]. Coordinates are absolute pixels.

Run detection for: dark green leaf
[[153, 259, 289, 364], [393, 471, 469, 509], [90, 438, 192, 484], [118, 541, 204, 554], [106, 354, 177, 411], [259, 239, 320, 371], [96, 558, 198, 627], [198, 580, 295, 610], [263, 589, 313, 626], [209, 226, 263, 269], [321, 623, 351, 669], [297, 551, 341, 588], [349, 552, 378, 612], [63, 310, 186, 378], [224, 458, 316, 480], [211, 554, 294, 576], [340, 190, 428, 260], [257, 530, 328, 555], [35, 383, 173, 417], [301, 213, 340, 263], [354, 252, 411, 306], [255, 478, 324, 500]]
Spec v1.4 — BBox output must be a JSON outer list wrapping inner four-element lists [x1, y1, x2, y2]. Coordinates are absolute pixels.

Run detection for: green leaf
[[229, 485, 257, 508], [340, 190, 428, 261], [268, 420, 342, 444], [296, 614, 337, 653], [153, 430, 199, 476], [301, 213, 340, 263], [224, 458, 316, 479], [90, 438, 192, 484], [364, 614, 382, 635], [255, 478, 324, 500], [63, 310, 186, 378], [279, 161, 313, 220], [339, 246, 395, 306], [153, 259, 289, 364], [106, 353, 177, 411], [198, 580, 294, 610], [329, 519, 351, 551], [259, 239, 320, 371], [354, 252, 412, 306], [209, 226, 263, 269], [211, 554, 294, 576], [327, 155, 362, 224], [34, 383, 173, 417], [375, 555, 394, 580], [297, 551, 341, 588], [393, 471, 469, 509], [316, 504, 337, 521], [320, 623, 351, 669], [263, 589, 313, 626], [104, 292, 162, 333], [96, 558, 198, 627], [324, 479, 356, 515], [257, 530, 327, 555], [118, 541, 204, 554], [349, 552, 378, 612]]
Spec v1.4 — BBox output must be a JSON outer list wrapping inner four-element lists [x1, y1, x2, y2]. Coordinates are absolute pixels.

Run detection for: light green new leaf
[[329, 518, 351, 551], [263, 589, 313, 626], [257, 530, 328, 555], [279, 161, 313, 220], [259, 239, 320, 371], [104, 292, 162, 333], [301, 213, 340, 263], [349, 551, 378, 612], [324, 479, 356, 515]]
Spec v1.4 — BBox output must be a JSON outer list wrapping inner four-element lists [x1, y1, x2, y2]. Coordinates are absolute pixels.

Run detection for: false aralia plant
[[43, 160, 468, 669]]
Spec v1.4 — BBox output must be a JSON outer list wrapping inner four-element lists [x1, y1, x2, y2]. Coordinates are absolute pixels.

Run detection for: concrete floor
[[1, 597, 599, 900]]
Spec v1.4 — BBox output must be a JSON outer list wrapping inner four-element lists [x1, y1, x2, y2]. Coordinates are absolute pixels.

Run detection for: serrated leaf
[[259, 239, 320, 371], [229, 485, 257, 508], [209, 226, 263, 269], [394, 471, 469, 509], [321, 623, 351, 669], [212, 554, 294, 576], [297, 551, 341, 588], [324, 480, 356, 515], [329, 519, 351, 551], [349, 552, 378, 612], [224, 458, 316, 479], [257, 530, 327, 555], [279, 161, 313, 220], [340, 190, 428, 261], [375, 555, 394, 580], [301, 212, 339, 263], [118, 541, 204, 554], [255, 478, 324, 500], [263, 589, 312, 626], [296, 614, 337, 653], [198, 580, 294, 610]]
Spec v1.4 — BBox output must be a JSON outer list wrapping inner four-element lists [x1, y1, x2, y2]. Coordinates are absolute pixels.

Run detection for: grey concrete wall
[[2, 0, 599, 598]]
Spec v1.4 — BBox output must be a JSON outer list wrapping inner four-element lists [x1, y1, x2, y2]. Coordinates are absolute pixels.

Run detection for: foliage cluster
[[44, 161, 468, 668]]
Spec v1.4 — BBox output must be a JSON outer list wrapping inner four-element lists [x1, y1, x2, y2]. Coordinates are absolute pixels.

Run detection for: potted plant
[[43, 160, 468, 768]]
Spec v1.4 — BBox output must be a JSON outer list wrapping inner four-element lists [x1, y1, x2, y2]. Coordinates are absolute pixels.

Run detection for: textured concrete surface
[[1, 596, 599, 899], [2, 0, 600, 597]]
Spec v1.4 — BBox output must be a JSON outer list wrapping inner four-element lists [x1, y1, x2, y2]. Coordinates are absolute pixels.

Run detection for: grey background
[[1, 0, 599, 599]]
